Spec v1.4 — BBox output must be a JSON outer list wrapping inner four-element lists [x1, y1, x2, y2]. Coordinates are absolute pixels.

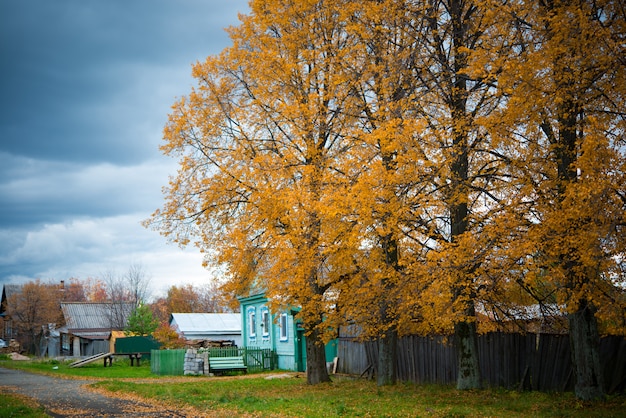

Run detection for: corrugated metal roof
[[61, 302, 134, 331], [170, 313, 241, 334]]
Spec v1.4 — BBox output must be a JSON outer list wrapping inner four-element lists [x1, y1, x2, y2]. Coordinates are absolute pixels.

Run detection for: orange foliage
[[152, 321, 186, 349], [145, 0, 626, 388], [7, 280, 64, 353]]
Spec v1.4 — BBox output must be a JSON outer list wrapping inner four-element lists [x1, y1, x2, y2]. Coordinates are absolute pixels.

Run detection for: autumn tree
[[367, 0, 517, 390], [147, 0, 364, 384], [153, 322, 187, 349], [488, 0, 626, 400], [82, 277, 108, 302], [167, 284, 202, 313], [333, 0, 429, 386], [198, 281, 235, 313], [151, 282, 232, 323], [61, 277, 87, 302], [7, 280, 64, 354], [150, 297, 170, 323]]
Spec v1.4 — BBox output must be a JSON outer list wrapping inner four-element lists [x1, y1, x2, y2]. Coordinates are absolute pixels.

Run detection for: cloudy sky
[[0, 0, 249, 297]]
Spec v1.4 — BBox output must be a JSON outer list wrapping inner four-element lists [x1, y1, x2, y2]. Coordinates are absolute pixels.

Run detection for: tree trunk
[[305, 328, 331, 385], [542, 0, 607, 399], [455, 319, 481, 390], [377, 231, 399, 386], [447, 0, 481, 391], [568, 300, 604, 400], [377, 328, 398, 386]]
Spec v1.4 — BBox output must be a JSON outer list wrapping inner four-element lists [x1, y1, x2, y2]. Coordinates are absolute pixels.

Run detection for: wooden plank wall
[[336, 332, 626, 394]]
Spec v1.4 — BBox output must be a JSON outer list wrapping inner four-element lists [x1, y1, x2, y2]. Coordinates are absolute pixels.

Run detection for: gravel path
[[0, 367, 186, 417]]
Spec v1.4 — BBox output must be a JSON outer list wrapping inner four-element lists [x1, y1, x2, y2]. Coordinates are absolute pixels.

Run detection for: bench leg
[[128, 354, 142, 366]]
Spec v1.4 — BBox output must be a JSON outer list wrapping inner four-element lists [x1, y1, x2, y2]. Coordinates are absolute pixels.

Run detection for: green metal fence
[[151, 347, 277, 375], [204, 347, 277, 373], [150, 349, 185, 376]]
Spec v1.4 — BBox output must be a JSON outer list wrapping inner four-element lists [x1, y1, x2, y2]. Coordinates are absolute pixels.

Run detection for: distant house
[[0, 284, 21, 342], [169, 313, 242, 346], [59, 302, 134, 356]]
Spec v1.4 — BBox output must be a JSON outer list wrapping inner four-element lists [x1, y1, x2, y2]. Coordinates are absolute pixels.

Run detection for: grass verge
[[2, 357, 625, 417], [0, 356, 153, 379], [93, 375, 626, 418], [0, 392, 48, 418]]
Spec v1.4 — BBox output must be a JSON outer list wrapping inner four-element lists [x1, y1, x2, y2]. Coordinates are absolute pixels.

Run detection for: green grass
[[0, 356, 154, 379], [2, 357, 624, 417], [0, 393, 48, 418], [93, 376, 626, 417]]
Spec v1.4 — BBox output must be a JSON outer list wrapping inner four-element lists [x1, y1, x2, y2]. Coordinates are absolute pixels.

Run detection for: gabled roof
[[2, 284, 22, 300], [61, 302, 134, 332], [1, 284, 23, 316], [170, 313, 241, 335]]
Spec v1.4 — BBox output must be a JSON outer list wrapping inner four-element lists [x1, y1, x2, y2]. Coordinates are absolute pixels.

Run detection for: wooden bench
[[209, 356, 247, 375]]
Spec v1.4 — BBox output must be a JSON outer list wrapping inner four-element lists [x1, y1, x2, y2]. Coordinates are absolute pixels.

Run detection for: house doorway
[[295, 327, 306, 372]]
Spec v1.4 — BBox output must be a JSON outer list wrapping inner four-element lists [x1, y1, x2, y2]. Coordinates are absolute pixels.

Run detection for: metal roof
[[170, 313, 241, 335], [61, 302, 134, 331]]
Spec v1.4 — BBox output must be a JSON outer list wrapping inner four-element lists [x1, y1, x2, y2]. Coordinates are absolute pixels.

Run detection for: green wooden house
[[239, 292, 338, 373], [239, 293, 307, 372]]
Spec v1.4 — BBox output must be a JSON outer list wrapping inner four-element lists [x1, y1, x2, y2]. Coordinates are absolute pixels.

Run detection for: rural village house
[[1, 283, 64, 354], [239, 292, 337, 372], [0, 284, 20, 343], [59, 302, 134, 356]]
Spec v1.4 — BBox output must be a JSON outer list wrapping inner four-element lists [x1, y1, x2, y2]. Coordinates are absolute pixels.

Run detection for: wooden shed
[[59, 302, 134, 357]]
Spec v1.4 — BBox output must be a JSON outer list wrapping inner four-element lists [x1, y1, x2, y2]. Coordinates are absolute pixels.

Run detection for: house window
[[62, 333, 70, 352], [261, 308, 270, 338], [279, 313, 288, 341], [248, 308, 256, 339]]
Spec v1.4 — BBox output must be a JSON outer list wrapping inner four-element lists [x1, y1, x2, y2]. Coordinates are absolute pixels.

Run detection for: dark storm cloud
[[0, 0, 248, 289], [0, 0, 241, 164]]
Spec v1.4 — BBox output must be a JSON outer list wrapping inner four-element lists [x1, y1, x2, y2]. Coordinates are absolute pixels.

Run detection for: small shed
[[169, 313, 242, 346], [115, 335, 161, 358], [59, 302, 134, 357]]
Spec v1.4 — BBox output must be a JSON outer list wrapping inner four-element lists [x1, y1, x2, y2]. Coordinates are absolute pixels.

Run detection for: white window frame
[[261, 308, 270, 338], [279, 313, 288, 341], [248, 308, 256, 339]]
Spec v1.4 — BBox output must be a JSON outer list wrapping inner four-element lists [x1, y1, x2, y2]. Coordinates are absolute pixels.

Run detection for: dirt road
[[0, 367, 186, 417]]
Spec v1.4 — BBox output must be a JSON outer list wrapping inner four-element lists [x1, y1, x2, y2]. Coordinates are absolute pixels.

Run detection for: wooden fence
[[151, 349, 185, 376], [337, 332, 626, 394]]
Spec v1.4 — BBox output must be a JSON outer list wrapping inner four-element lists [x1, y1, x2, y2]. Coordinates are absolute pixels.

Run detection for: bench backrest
[[209, 356, 246, 368]]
